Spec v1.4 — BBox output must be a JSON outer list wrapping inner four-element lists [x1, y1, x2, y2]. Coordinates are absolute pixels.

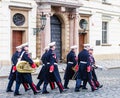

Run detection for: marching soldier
[[75, 44, 98, 92], [6, 45, 29, 92], [64, 45, 78, 89], [42, 42, 64, 94], [88, 47, 103, 88], [36, 46, 49, 90], [14, 43, 40, 96]]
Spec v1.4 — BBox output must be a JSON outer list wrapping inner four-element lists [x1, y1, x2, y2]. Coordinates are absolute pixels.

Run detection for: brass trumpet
[[16, 58, 40, 73]]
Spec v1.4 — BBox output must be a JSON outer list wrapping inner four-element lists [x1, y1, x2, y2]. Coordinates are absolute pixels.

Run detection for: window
[[102, 0, 111, 5], [102, 22, 108, 44], [13, 13, 25, 26], [102, 0, 107, 2]]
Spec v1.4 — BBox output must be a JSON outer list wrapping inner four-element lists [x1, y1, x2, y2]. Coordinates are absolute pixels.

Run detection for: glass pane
[[102, 22, 108, 44]]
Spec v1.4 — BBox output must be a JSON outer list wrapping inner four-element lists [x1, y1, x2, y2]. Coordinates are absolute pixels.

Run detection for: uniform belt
[[47, 62, 58, 65], [47, 62, 50, 64], [80, 61, 87, 64], [54, 63, 58, 65], [68, 62, 73, 64]]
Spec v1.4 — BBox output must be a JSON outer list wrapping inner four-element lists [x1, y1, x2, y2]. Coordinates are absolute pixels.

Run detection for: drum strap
[[18, 51, 25, 62]]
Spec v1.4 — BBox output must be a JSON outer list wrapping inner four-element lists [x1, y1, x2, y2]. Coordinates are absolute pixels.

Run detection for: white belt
[[68, 62, 73, 64], [47, 62, 58, 65], [80, 61, 87, 64], [54, 63, 58, 65]]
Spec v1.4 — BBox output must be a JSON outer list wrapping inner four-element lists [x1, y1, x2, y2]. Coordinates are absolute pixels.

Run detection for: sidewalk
[[0, 60, 120, 78]]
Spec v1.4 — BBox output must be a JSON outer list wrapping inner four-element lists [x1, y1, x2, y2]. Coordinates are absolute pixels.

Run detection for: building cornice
[[35, 0, 83, 8]]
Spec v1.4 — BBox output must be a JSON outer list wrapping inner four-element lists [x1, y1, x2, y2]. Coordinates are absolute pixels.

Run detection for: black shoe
[[42, 91, 49, 94], [34, 91, 41, 95], [25, 88, 31, 92], [92, 88, 98, 92], [6, 89, 13, 92], [75, 89, 80, 92], [64, 87, 69, 89], [14, 92, 22, 96], [60, 89, 67, 93], [98, 85, 103, 88], [36, 87, 41, 90], [82, 87, 88, 90], [80, 85, 83, 88]]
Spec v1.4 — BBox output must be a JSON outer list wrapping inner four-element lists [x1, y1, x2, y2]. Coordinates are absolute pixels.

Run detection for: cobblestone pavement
[[0, 68, 120, 98]]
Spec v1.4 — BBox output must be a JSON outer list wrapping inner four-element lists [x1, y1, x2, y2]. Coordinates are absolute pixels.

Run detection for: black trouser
[[7, 78, 14, 91], [42, 81, 49, 92], [36, 79, 44, 90], [75, 66, 96, 91], [92, 69, 100, 87], [82, 80, 88, 88], [64, 79, 69, 88], [15, 73, 37, 94]]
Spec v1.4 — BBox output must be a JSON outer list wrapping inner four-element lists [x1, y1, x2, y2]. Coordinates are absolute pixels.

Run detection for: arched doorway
[[51, 15, 62, 61]]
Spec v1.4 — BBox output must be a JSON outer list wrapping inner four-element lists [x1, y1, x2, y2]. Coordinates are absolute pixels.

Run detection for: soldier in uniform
[[75, 44, 98, 92], [6, 45, 29, 92], [36, 46, 56, 91], [36, 46, 49, 90], [14, 43, 40, 96], [63, 45, 78, 89], [42, 42, 64, 94], [88, 47, 103, 88]]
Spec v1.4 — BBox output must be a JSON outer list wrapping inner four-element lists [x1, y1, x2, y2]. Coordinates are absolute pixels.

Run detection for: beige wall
[[0, 0, 37, 65]]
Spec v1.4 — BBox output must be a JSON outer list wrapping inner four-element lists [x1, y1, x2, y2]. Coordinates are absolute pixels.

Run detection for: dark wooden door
[[79, 33, 85, 52], [12, 30, 22, 53], [51, 15, 62, 61]]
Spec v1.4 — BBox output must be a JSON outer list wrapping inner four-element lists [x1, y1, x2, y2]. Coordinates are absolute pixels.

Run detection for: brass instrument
[[72, 64, 79, 80], [72, 66, 76, 72], [16, 58, 40, 73]]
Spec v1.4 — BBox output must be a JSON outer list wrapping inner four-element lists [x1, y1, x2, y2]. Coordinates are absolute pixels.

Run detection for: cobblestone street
[[0, 68, 120, 98]]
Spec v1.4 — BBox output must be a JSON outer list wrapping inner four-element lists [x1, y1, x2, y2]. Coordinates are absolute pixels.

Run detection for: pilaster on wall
[[61, 13, 70, 61], [36, 4, 51, 58], [36, 6, 41, 58], [69, 9, 79, 54]]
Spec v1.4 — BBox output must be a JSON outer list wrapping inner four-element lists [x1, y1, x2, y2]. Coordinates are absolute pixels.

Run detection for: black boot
[[14, 92, 22, 96], [42, 83, 49, 94], [34, 91, 41, 95], [89, 80, 98, 92]]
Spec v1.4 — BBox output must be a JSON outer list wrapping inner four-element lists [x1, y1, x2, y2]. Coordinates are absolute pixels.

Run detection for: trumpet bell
[[16, 61, 36, 73]]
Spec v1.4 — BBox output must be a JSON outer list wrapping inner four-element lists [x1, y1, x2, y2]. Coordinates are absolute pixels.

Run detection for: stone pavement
[[0, 68, 120, 98]]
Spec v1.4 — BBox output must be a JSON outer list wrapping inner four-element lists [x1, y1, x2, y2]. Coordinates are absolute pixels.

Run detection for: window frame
[[102, 21, 108, 44]]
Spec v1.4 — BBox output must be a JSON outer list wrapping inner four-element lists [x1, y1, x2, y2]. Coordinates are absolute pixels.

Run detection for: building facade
[[36, 0, 120, 61], [79, 0, 120, 60], [0, 0, 37, 65], [0, 0, 120, 65]]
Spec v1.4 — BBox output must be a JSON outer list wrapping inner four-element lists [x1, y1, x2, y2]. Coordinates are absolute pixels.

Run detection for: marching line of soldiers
[[6, 42, 103, 96]]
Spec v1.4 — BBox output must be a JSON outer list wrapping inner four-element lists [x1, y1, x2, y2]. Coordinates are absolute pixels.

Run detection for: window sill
[[102, 2, 111, 5], [101, 44, 112, 46]]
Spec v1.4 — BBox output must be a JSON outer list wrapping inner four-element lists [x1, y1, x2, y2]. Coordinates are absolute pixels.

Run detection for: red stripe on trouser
[[90, 80, 96, 89], [23, 83, 29, 89], [95, 81, 100, 87], [32, 83, 37, 92], [50, 82, 55, 89], [58, 82, 64, 90]]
